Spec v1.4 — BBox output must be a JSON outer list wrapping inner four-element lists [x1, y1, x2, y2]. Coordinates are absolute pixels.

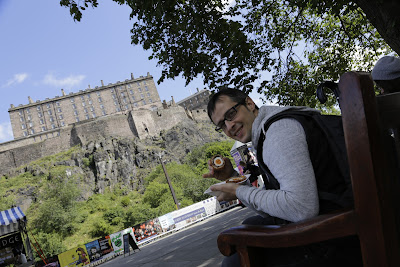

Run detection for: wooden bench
[[217, 71, 400, 266]]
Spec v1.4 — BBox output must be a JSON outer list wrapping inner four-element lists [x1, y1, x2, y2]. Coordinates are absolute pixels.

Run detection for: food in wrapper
[[226, 176, 247, 184], [211, 155, 225, 169]]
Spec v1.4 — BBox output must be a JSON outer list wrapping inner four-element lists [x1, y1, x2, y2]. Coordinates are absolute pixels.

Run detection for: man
[[203, 88, 361, 266], [372, 55, 400, 94]]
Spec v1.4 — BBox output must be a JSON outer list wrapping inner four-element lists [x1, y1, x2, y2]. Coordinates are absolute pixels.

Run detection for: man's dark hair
[[207, 88, 258, 120]]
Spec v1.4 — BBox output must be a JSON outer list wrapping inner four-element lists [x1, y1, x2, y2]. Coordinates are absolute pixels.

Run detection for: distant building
[[176, 89, 211, 111], [8, 73, 162, 139]]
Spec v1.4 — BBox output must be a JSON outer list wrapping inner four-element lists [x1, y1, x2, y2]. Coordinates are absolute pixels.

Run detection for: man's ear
[[245, 97, 256, 111]]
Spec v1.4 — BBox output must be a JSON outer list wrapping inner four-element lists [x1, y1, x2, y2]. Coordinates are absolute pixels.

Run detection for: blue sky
[[0, 0, 266, 143]]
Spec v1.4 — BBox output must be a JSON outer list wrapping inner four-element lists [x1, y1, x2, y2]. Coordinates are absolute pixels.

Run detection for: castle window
[[88, 100, 93, 105], [57, 108, 62, 113], [27, 115, 32, 121], [20, 117, 24, 122], [60, 121, 65, 126], [127, 84, 131, 88], [41, 126, 46, 132], [112, 94, 116, 99], [100, 104, 104, 109], [145, 86, 149, 91], [75, 117, 80, 122], [116, 107, 121, 112], [82, 102, 86, 107], [74, 110, 78, 116], [85, 114, 90, 120], [149, 99, 152, 103], [29, 122, 33, 127], [125, 105, 129, 110], [59, 115, 63, 120], [129, 89, 133, 95], [37, 106, 41, 111], [72, 104, 77, 109], [92, 113, 96, 118], [114, 100, 118, 106], [21, 124, 26, 129], [102, 110, 106, 116], [134, 103, 138, 107], [56, 101, 60, 106], [87, 94, 91, 99], [51, 124, 56, 129], [143, 81, 147, 85], [98, 97, 102, 103], [140, 94, 144, 99], [49, 117, 54, 122], [119, 86, 123, 90], [80, 95, 85, 101], [46, 103, 51, 108], [23, 131, 28, 137], [142, 100, 146, 105], [40, 119, 44, 125], [90, 106, 94, 112], [132, 96, 135, 101], [96, 91, 101, 96], [30, 129, 35, 134], [138, 88, 142, 92], [147, 92, 150, 97], [110, 88, 114, 93], [123, 98, 127, 104], [121, 92, 125, 97], [26, 108, 30, 114], [70, 98, 75, 103], [48, 110, 52, 115], [84, 108, 88, 114], [19, 110, 23, 115], [137, 82, 141, 86]]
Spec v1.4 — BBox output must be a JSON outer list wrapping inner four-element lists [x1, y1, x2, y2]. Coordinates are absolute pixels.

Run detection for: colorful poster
[[98, 237, 113, 256], [109, 228, 136, 254], [58, 246, 90, 267], [132, 218, 163, 243], [84, 240, 102, 263]]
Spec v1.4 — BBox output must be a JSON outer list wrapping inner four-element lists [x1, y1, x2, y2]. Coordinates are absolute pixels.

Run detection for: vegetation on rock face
[[0, 121, 234, 261]]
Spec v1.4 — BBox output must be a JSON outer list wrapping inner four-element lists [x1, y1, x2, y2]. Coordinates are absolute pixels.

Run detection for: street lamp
[[158, 153, 180, 210]]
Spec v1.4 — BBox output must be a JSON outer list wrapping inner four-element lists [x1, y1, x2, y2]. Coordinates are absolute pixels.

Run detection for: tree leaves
[[61, 0, 394, 107]]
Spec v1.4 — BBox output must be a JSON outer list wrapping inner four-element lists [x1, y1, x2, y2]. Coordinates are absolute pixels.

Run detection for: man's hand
[[210, 183, 240, 202], [202, 156, 235, 181]]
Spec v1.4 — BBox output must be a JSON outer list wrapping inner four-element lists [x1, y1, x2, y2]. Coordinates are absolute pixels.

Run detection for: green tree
[[31, 232, 66, 262], [61, 0, 399, 107], [31, 168, 81, 236]]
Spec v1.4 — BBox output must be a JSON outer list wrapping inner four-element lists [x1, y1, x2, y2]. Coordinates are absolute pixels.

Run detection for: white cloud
[[43, 73, 85, 89], [0, 122, 13, 143], [2, 73, 29, 87]]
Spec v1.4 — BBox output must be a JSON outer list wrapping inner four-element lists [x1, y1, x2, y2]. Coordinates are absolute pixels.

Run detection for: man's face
[[211, 95, 258, 143]]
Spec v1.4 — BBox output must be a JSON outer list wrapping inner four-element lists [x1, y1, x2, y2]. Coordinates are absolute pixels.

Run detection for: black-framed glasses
[[215, 100, 246, 132]]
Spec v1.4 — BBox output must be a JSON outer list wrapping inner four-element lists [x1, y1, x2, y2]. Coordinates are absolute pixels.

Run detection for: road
[[101, 206, 258, 267]]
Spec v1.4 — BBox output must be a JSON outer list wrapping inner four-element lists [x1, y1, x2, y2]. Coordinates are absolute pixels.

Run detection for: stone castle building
[[8, 73, 162, 139], [176, 88, 211, 111], [0, 73, 212, 175]]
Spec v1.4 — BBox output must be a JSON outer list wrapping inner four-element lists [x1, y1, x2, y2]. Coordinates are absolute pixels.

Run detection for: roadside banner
[[132, 218, 163, 243], [98, 237, 113, 256], [84, 240, 102, 263], [109, 228, 136, 254], [58, 245, 90, 267]]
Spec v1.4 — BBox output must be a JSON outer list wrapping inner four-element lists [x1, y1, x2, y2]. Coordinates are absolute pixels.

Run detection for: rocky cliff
[[2, 120, 229, 212]]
